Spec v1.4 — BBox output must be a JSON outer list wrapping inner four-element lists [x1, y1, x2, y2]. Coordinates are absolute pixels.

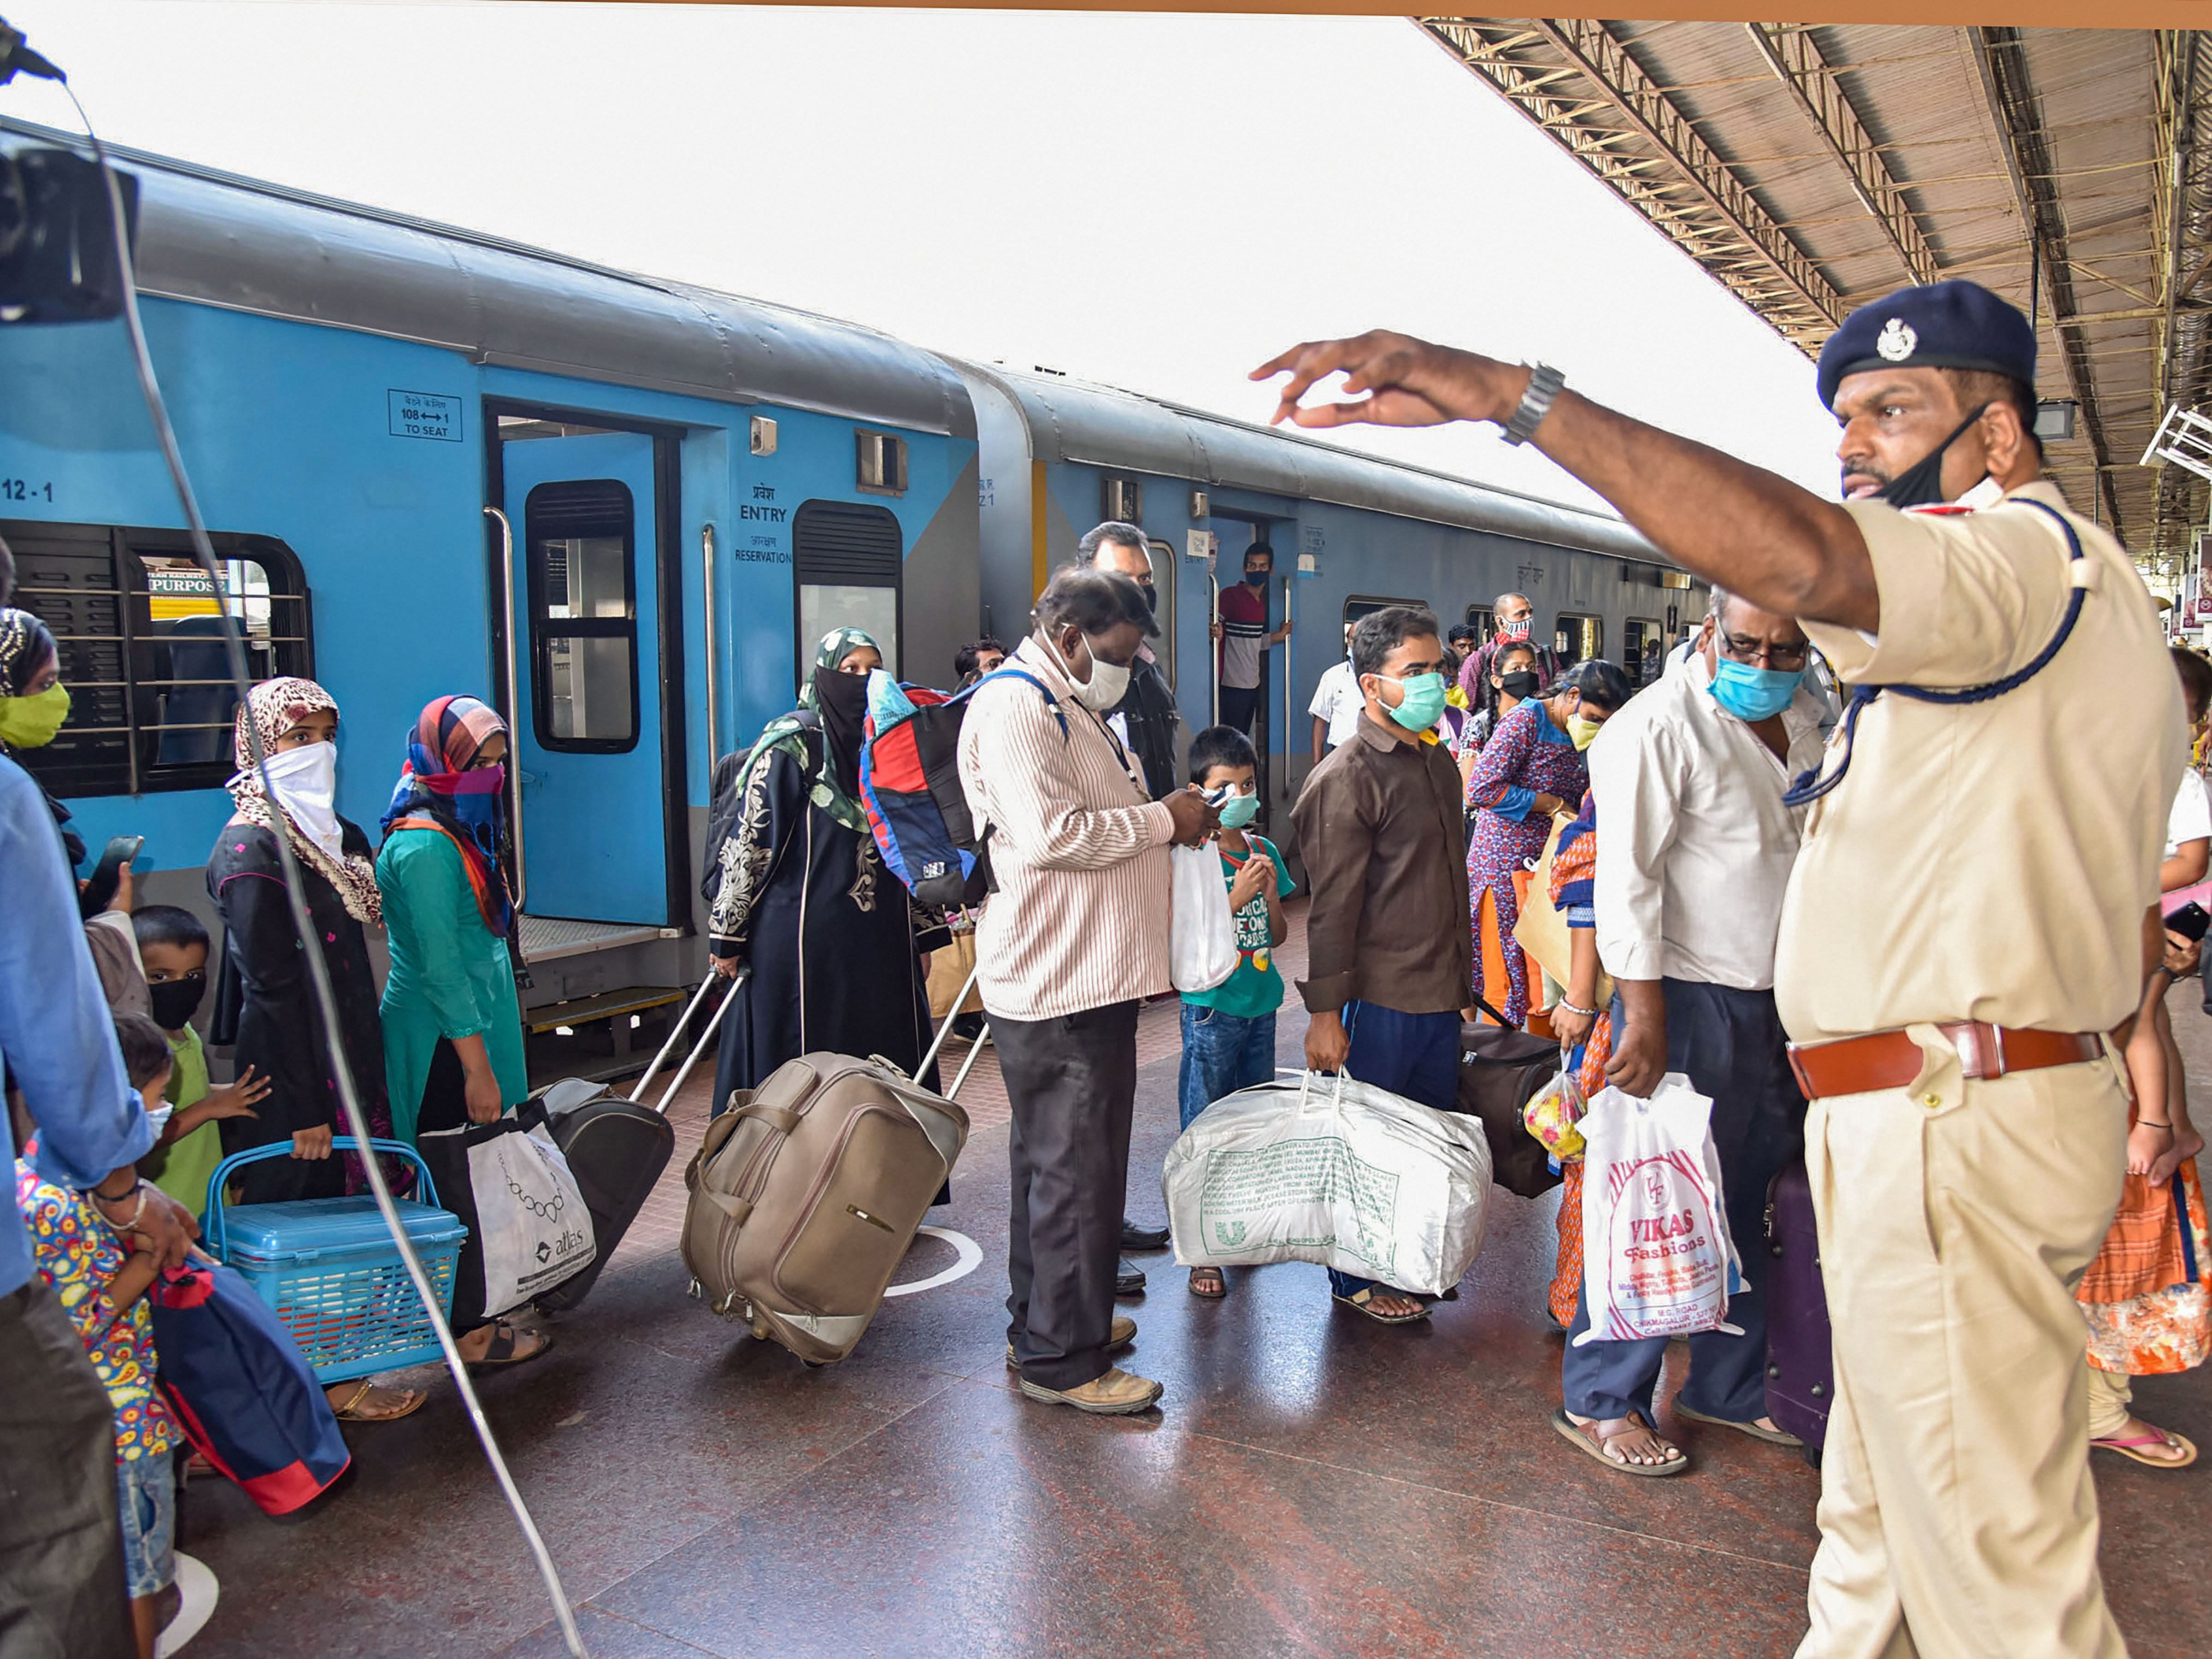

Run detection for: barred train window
[[3, 520, 312, 797]]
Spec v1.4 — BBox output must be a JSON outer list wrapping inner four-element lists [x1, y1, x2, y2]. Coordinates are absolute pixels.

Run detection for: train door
[[499, 429, 670, 925]]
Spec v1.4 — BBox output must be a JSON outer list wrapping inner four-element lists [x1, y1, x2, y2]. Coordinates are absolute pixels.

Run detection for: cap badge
[[1876, 318, 1917, 362]]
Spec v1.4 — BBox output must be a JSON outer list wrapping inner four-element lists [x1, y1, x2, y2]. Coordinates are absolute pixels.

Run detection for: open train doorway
[[487, 407, 686, 948]]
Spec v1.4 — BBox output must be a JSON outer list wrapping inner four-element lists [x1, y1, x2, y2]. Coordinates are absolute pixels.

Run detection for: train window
[[794, 500, 901, 678], [1343, 595, 1430, 626], [2, 519, 312, 799], [856, 431, 908, 496], [1623, 619, 1665, 686], [1103, 477, 1142, 523], [1554, 613, 1602, 667], [524, 479, 639, 753], [1465, 604, 1494, 641]]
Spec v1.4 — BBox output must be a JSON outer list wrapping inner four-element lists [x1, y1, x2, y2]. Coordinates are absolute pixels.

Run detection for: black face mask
[[1870, 406, 1988, 509], [1244, 569, 1268, 588], [147, 974, 205, 1033], [1138, 581, 1158, 614], [1498, 670, 1541, 701]]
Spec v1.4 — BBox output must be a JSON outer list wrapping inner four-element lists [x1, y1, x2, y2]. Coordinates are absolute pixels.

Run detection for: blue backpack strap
[[1784, 496, 2089, 808], [976, 666, 1068, 740]]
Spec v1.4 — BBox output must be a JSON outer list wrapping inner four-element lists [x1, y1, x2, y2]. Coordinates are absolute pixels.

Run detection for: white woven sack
[[1160, 1069, 1492, 1295]]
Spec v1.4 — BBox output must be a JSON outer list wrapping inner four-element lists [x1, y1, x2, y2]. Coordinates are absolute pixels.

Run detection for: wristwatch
[[1503, 362, 1565, 447]]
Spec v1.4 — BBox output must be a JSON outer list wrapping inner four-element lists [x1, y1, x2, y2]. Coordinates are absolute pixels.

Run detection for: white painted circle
[[881, 1226, 983, 1298], [157, 1552, 218, 1656]]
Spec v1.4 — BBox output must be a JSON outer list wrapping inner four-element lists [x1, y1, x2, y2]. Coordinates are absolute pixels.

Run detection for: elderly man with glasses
[[1550, 585, 1827, 1474]]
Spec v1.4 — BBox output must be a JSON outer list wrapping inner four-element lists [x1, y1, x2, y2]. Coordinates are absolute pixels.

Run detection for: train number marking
[[387, 389, 463, 443], [0, 478, 52, 502]]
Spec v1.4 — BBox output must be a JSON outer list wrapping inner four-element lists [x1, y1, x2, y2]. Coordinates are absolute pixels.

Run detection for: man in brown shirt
[[1292, 605, 1475, 1325]]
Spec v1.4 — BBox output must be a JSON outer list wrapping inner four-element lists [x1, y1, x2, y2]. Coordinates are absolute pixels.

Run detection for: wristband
[[95, 1180, 150, 1235], [1503, 363, 1565, 447]]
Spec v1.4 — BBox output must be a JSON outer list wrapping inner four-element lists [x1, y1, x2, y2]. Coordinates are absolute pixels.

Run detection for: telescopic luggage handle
[[913, 952, 992, 1104], [640, 969, 746, 1117]]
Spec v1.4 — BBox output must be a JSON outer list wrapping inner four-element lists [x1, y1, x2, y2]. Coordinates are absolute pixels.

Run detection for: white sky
[[6, 2, 1847, 513]]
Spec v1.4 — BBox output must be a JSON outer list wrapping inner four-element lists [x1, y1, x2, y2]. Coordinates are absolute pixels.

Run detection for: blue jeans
[[1328, 1001, 1462, 1302], [1178, 1004, 1277, 1131], [115, 1449, 175, 1600]]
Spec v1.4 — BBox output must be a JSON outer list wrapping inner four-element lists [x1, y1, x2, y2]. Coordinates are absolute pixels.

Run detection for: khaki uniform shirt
[[1776, 479, 2185, 1043]]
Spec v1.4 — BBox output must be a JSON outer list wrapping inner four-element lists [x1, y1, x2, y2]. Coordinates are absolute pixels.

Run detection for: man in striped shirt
[[959, 568, 1218, 1416]]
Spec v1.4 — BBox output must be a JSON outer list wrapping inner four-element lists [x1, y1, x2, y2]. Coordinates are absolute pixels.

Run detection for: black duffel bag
[[1452, 1017, 1565, 1199]]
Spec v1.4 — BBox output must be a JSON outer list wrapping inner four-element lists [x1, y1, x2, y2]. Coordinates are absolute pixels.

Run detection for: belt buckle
[[1951, 1022, 2006, 1081]]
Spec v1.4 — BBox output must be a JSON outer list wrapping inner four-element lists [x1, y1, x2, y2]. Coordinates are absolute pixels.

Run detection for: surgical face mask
[[1871, 406, 1988, 509], [1371, 670, 1447, 733], [1497, 616, 1533, 642], [147, 973, 206, 1033], [1497, 669, 1540, 702], [1047, 633, 1130, 712], [0, 682, 69, 749], [1215, 790, 1259, 830], [1709, 658, 1805, 722], [1565, 711, 1604, 750]]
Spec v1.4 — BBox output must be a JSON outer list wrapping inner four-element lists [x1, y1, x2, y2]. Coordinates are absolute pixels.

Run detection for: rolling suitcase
[[521, 974, 739, 1314], [1764, 1160, 1832, 1466]]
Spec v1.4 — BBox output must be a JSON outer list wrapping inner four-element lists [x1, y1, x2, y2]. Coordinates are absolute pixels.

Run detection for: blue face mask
[[1709, 658, 1803, 722]]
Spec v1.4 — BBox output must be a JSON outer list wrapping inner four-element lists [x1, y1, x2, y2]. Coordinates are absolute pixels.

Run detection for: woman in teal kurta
[[376, 693, 547, 1368]]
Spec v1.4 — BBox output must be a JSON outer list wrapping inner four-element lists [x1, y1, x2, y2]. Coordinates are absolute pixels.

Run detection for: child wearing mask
[[1176, 725, 1295, 1299], [15, 1014, 186, 1659], [131, 904, 268, 1218]]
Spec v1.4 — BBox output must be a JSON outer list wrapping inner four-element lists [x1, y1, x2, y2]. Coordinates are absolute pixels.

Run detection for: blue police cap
[[1815, 279, 2036, 410]]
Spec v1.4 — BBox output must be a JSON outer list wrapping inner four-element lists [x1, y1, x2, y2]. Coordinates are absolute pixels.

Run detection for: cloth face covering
[[1874, 406, 1988, 508], [738, 627, 882, 837], [0, 683, 67, 749], [382, 692, 515, 937], [1498, 670, 1541, 702], [253, 741, 344, 864], [1565, 712, 1603, 750], [147, 974, 206, 1033], [1709, 660, 1804, 722], [226, 677, 382, 926], [1497, 617, 1533, 642], [0, 606, 65, 748]]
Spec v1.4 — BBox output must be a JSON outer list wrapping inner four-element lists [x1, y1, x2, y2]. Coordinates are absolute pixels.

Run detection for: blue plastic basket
[[205, 1137, 467, 1384]]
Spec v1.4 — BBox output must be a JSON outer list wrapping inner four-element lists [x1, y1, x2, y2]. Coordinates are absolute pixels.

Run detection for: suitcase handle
[[202, 1136, 439, 1262], [644, 972, 745, 1116]]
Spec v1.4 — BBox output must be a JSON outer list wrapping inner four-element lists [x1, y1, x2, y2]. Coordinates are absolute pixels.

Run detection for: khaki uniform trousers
[[1795, 1030, 2130, 1659]]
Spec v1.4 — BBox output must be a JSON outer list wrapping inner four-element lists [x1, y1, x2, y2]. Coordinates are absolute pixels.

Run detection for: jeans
[[114, 1451, 175, 1601], [1218, 684, 1261, 736], [1328, 1001, 1462, 1302], [1177, 1004, 1277, 1131]]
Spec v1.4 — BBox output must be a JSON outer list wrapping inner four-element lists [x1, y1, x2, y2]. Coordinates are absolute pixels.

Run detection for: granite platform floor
[[171, 905, 2212, 1658]]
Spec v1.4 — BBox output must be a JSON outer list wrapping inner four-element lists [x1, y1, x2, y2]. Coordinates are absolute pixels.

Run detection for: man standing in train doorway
[[1254, 279, 2179, 1659], [1213, 542, 1291, 735]]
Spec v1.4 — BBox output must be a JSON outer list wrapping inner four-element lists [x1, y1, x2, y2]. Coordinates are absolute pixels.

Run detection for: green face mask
[[1374, 670, 1448, 734], [1565, 711, 1603, 751], [0, 683, 69, 750]]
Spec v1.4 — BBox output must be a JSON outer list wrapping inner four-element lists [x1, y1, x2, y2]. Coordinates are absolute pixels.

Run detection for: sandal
[[464, 1322, 553, 1371], [328, 1380, 427, 1423], [2093, 1423, 2198, 1469], [1673, 1402, 1804, 1446], [1332, 1286, 1430, 1325], [1188, 1267, 1227, 1299], [1550, 1407, 1689, 1477]]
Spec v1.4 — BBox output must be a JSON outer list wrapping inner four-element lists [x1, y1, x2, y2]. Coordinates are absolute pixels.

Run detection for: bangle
[[1556, 999, 1599, 1019], [96, 1181, 149, 1235], [2140, 1120, 2174, 1130]]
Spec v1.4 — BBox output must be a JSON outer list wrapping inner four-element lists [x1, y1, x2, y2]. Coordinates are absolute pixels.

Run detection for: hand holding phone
[[78, 835, 144, 920]]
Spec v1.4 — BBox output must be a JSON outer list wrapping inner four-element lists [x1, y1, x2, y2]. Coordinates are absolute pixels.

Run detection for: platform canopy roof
[[1419, 20, 2212, 574]]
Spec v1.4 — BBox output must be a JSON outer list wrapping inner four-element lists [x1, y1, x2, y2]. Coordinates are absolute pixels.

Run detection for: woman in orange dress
[[1538, 790, 1607, 1330]]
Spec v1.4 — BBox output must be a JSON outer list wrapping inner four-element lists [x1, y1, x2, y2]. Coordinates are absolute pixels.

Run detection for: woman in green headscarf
[[705, 628, 948, 1122]]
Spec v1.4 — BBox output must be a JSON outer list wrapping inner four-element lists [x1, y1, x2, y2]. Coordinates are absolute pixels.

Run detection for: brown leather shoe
[[1018, 1366, 1164, 1415], [1007, 1317, 1134, 1369]]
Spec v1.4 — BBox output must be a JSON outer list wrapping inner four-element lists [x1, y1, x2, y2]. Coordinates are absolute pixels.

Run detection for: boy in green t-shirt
[[1178, 726, 1296, 1299], [131, 905, 268, 1218]]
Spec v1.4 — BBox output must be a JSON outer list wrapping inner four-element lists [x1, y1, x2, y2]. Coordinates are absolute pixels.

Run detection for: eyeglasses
[[1719, 633, 1809, 669]]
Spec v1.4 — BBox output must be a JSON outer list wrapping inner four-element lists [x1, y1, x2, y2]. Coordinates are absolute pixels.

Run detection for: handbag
[[1512, 812, 1614, 1009], [1451, 1022, 1565, 1198], [416, 1117, 597, 1327]]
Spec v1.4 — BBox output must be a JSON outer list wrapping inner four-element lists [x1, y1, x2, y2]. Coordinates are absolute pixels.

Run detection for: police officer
[[1254, 281, 2181, 1659]]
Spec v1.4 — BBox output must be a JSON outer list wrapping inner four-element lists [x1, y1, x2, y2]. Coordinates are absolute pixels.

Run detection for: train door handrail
[[484, 505, 526, 914], [700, 522, 720, 768], [1281, 574, 1294, 801], [1207, 570, 1220, 728]]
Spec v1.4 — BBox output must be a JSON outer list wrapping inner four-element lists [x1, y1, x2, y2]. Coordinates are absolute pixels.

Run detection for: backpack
[[700, 745, 754, 905], [859, 668, 1064, 909]]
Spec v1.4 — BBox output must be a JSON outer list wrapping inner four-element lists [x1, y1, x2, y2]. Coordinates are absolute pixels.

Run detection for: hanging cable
[[23, 66, 589, 1659]]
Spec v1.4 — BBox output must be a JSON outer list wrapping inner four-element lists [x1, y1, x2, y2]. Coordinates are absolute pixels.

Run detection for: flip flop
[[2092, 1427, 2198, 1469], [328, 1380, 427, 1423], [1188, 1267, 1227, 1299], [1332, 1287, 1430, 1325], [1672, 1402, 1805, 1446], [465, 1322, 553, 1371], [1551, 1407, 1690, 1477]]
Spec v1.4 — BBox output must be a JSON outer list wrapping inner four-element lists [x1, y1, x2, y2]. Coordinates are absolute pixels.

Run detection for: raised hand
[[1250, 331, 1523, 433]]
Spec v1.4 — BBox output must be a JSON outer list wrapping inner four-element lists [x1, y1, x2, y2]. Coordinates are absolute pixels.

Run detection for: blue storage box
[[205, 1138, 466, 1383]]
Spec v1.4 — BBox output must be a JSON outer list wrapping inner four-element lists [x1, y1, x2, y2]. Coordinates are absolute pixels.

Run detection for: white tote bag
[[1571, 1072, 1743, 1346], [1169, 842, 1238, 993], [467, 1123, 598, 1320], [1160, 1069, 1493, 1295]]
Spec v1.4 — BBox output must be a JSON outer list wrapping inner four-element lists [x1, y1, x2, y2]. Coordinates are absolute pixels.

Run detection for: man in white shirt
[[1306, 621, 1362, 762], [1558, 587, 1826, 1475]]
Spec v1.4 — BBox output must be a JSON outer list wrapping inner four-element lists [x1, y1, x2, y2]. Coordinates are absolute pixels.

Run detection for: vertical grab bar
[[700, 523, 720, 768], [1207, 571, 1220, 728], [1282, 574, 1295, 799], [484, 506, 526, 915]]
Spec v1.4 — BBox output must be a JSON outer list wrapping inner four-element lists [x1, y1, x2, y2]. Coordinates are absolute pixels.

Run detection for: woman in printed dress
[[1463, 660, 1630, 1026]]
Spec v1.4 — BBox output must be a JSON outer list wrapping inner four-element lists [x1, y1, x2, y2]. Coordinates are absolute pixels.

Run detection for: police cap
[[1815, 279, 2036, 411]]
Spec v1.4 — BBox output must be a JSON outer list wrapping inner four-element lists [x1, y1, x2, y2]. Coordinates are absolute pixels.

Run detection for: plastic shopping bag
[[1169, 842, 1237, 993], [1522, 1051, 1587, 1164], [418, 1118, 597, 1324], [1161, 1069, 1492, 1294], [1571, 1071, 1743, 1346]]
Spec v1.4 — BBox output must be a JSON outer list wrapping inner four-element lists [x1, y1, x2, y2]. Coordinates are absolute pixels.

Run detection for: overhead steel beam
[[1970, 26, 2125, 537], [1745, 24, 1940, 289], [1421, 19, 1844, 353]]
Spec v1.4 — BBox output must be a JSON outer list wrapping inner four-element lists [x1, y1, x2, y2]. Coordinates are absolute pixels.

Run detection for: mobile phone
[[2166, 901, 2211, 943], [77, 834, 144, 919]]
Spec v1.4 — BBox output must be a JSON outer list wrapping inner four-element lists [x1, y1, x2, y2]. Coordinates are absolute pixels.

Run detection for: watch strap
[[1503, 362, 1565, 447]]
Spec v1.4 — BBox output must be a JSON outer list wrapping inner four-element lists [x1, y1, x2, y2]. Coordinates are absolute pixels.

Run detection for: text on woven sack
[[1197, 1135, 1400, 1274]]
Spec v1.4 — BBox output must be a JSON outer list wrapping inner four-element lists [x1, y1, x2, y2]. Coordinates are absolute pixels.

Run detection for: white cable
[[53, 81, 589, 1659]]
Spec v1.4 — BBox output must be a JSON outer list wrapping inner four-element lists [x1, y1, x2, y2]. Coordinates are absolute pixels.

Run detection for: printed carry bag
[[1161, 1069, 1493, 1295], [1571, 1072, 1744, 1346], [1169, 842, 1238, 993], [418, 1118, 597, 1325]]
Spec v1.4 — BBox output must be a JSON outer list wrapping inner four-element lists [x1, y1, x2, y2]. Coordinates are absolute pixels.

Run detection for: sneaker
[[1007, 1317, 1134, 1368], [1018, 1366, 1163, 1415]]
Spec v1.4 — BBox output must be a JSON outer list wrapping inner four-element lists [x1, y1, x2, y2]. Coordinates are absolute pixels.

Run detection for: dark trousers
[[1328, 1001, 1462, 1301], [0, 1281, 134, 1658], [996, 1000, 1140, 1390], [1218, 684, 1261, 736], [1561, 978, 1805, 1424]]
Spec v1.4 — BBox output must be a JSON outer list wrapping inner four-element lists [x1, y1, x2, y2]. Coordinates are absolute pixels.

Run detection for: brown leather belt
[[1786, 1022, 2102, 1101]]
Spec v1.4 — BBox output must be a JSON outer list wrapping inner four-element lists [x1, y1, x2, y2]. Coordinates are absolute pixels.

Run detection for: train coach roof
[[952, 360, 1662, 564], [0, 120, 974, 438]]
